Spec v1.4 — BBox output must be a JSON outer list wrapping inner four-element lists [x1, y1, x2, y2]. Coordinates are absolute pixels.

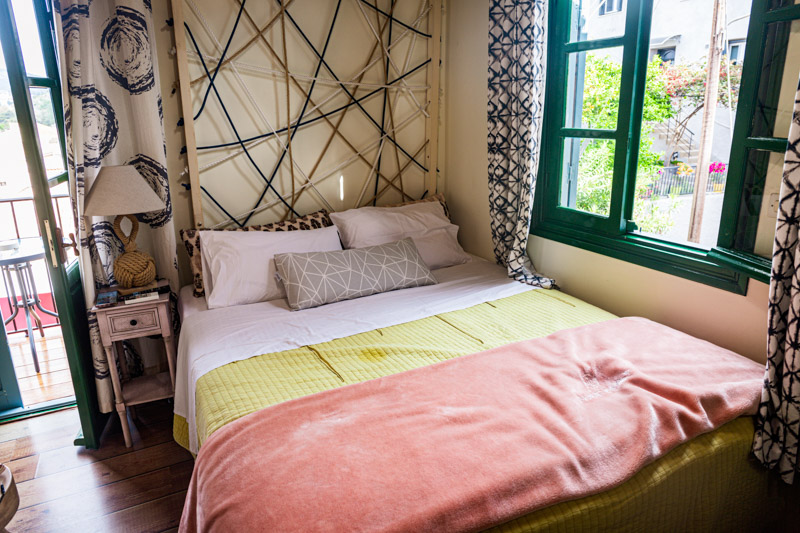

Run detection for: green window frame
[[19, 0, 68, 187], [533, 0, 798, 294], [708, 1, 800, 283]]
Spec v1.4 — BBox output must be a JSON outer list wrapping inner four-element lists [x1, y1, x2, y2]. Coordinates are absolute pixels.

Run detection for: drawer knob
[[129, 319, 138, 326]]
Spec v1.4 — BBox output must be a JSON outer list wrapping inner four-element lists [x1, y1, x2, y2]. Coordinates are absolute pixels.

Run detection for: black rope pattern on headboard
[[185, 21, 301, 219], [182, 0, 431, 227]]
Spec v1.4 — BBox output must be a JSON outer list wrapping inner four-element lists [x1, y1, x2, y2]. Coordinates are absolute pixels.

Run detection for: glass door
[[0, 0, 103, 447]]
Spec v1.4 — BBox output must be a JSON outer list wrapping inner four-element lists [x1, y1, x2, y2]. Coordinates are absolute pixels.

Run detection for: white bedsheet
[[178, 285, 208, 321], [175, 257, 535, 452]]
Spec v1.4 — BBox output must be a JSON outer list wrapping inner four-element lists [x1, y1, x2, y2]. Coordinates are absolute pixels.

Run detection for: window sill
[[706, 247, 771, 285], [531, 221, 749, 295]]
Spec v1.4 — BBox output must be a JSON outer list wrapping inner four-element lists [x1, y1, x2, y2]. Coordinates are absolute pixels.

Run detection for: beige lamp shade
[[84, 165, 165, 216], [83, 165, 165, 289]]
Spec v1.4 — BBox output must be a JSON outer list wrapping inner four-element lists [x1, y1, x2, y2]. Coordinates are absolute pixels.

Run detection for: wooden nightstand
[[93, 282, 176, 447]]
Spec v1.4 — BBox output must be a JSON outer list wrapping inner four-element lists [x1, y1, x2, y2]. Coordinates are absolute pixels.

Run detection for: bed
[[173, 258, 776, 532]]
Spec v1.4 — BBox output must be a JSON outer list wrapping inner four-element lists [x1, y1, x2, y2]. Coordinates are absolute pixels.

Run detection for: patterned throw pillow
[[180, 209, 333, 298], [274, 238, 437, 311]]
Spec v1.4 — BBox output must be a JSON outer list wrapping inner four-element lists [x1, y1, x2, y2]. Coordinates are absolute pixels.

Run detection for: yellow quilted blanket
[[174, 289, 771, 532]]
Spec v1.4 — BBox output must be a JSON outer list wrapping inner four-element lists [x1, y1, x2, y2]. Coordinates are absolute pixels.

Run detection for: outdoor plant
[[575, 54, 677, 234], [676, 161, 695, 176], [709, 161, 726, 173], [664, 60, 742, 109], [573, 54, 739, 235]]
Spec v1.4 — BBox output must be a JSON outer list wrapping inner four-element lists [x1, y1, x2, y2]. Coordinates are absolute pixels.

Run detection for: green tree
[[0, 103, 15, 131], [0, 92, 55, 131], [574, 55, 677, 234], [659, 59, 742, 165], [31, 91, 54, 127]]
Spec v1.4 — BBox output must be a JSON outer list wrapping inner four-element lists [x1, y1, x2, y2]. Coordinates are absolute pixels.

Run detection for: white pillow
[[200, 225, 342, 309], [329, 201, 471, 270]]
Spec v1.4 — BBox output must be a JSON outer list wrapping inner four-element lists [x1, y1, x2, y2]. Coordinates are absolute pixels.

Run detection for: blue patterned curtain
[[753, 77, 800, 484], [487, 0, 554, 288], [56, 0, 179, 413]]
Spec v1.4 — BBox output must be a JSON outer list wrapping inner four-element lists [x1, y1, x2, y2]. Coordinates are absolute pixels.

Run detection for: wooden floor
[[8, 327, 75, 407], [1, 401, 192, 532]]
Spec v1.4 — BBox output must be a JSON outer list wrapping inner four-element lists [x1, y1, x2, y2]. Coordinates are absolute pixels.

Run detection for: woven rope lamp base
[[113, 214, 156, 289]]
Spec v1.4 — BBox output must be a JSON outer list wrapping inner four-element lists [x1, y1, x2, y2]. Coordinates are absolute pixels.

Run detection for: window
[[600, 0, 624, 16], [534, 0, 799, 293], [655, 47, 675, 64], [0, 0, 67, 189], [728, 39, 746, 64]]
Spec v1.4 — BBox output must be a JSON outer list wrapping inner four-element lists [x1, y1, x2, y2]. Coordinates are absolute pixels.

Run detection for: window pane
[[633, 161, 729, 248], [560, 137, 615, 216], [631, 0, 751, 249], [570, 0, 627, 42], [0, 67, 39, 241], [751, 20, 800, 139], [0, 66, 28, 201], [767, 0, 800, 10], [737, 150, 781, 259], [29, 88, 64, 178], [727, 39, 747, 65], [10, 0, 47, 77], [566, 47, 623, 129]]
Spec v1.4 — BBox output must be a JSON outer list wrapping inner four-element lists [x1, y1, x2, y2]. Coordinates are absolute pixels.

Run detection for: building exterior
[[576, 0, 751, 164], [579, 0, 750, 62]]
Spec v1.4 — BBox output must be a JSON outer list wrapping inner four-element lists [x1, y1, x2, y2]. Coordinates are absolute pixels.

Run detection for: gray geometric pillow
[[274, 238, 438, 311]]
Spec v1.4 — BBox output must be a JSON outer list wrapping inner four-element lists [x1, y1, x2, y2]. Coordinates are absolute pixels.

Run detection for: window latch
[[625, 220, 639, 233]]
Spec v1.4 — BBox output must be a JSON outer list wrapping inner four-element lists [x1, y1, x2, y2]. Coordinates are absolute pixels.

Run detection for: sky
[[0, 0, 62, 202], [0, 0, 48, 75]]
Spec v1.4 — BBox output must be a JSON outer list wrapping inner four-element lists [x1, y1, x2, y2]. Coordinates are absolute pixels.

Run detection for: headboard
[[170, 0, 442, 229]]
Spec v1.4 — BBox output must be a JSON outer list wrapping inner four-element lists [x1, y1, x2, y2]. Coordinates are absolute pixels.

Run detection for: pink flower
[[708, 162, 727, 174]]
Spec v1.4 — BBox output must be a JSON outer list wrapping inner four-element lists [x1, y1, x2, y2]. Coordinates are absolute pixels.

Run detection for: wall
[[444, 0, 772, 363], [441, 1, 494, 261], [154, 0, 195, 284]]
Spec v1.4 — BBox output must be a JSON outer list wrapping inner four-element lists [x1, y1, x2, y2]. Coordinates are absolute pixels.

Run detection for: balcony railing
[[0, 193, 73, 334], [641, 166, 727, 199]]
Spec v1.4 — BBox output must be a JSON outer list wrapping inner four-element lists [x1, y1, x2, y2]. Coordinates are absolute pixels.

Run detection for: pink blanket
[[180, 318, 764, 533]]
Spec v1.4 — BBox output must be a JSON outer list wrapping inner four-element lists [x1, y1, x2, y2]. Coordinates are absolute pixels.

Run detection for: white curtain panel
[[753, 76, 800, 484], [56, 0, 179, 413], [487, 0, 554, 288]]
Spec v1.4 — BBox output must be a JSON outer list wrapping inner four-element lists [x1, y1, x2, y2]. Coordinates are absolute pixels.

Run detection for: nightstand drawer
[[108, 309, 161, 336]]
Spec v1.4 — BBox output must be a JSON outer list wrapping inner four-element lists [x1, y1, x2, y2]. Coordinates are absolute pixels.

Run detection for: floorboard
[[18, 382, 76, 407], [66, 490, 189, 533], [13, 356, 70, 380], [2, 401, 192, 532], [0, 409, 77, 444], [18, 369, 73, 391], [0, 420, 83, 463], [11, 462, 193, 532], [7, 327, 75, 407]]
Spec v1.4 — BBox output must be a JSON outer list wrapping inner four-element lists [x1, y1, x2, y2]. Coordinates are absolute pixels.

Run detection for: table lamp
[[84, 165, 165, 289]]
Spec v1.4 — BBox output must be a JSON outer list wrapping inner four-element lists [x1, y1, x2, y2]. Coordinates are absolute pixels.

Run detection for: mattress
[[174, 273, 772, 532], [175, 259, 539, 452], [174, 287, 614, 450], [178, 284, 207, 321]]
